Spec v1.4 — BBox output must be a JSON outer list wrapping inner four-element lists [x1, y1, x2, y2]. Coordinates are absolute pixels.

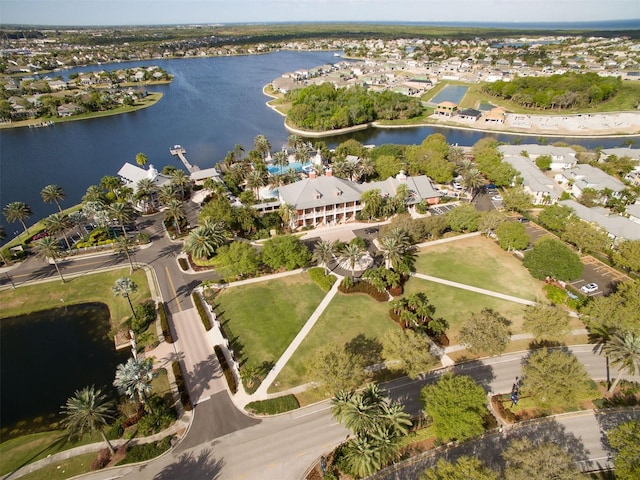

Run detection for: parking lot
[[570, 255, 632, 296], [429, 203, 458, 215]]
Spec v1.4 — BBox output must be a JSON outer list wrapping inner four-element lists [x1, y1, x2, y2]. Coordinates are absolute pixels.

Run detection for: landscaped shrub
[[492, 395, 517, 423], [172, 361, 193, 411], [214, 345, 237, 394], [338, 278, 388, 301], [192, 292, 212, 330], [136, 397, 177, 436], [105, 418, 124, 440], [245, 394, 300, 415], [544, 283, 568, 305], [116, 436, 172, 465], [131, 300, 157, 334], [178, 257, 189, 271], [157, 302, 173, 343], [307, 267, 337, 292]]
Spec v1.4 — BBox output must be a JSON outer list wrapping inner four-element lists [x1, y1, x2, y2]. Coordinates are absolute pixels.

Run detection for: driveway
[[570, 255, 632, 296]]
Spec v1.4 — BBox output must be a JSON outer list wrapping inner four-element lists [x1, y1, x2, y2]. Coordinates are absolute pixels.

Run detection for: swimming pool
[[430, 85, 469, 105], [267, 162, 314, 174]]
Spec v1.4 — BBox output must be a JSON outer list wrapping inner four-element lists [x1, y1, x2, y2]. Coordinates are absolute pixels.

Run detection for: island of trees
[[285, 83, 423, 131]]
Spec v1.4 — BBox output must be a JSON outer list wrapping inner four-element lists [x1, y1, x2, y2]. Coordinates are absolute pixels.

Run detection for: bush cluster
[[192, 292, 212, 331], [492, 395, 517, 423], [214, 345, 237, 394], [338, 277, 388, 302], [116, 436, 172, 465], [245, 394, 300, 415], [172, 361, 192, 411], [131, 300, 156, 334], [157, 302, 173, 343], [136, 398, 177, 436], [307, 267, 337, 292], [177, 257, 189, 271]]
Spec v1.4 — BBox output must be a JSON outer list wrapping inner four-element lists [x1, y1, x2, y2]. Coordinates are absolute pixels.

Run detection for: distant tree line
[[285, 83, 423, 131], [482, 72, 622, 110]]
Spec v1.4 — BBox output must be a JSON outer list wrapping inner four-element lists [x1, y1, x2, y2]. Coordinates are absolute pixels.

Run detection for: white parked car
[[491, 195, 503, 201], [580, 283, 599, 294]]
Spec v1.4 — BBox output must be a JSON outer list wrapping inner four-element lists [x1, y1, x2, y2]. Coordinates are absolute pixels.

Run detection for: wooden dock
[[169, 145, 199, 173]]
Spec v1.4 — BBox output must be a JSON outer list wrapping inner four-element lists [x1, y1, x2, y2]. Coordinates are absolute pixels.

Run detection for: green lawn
[[271, 292, 402, 392], [15, 453, 99, 480], [403, 277, 527, 342], [414, 236, 545, 302], [214, 273, 326, 371], [0, 268, 151, 328]]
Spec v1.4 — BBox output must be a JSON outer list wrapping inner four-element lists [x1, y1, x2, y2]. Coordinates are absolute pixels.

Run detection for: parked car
[[31, 231, 49, 241], [517, 217, 530, 223], [580, 283, 599, 294], [491, 195, 503, 201], [364, 228, 378, 235]]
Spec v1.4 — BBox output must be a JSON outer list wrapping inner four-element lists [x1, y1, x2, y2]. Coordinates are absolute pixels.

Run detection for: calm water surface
[[0, 302, 128, 440], [0, 50, 637, 227]]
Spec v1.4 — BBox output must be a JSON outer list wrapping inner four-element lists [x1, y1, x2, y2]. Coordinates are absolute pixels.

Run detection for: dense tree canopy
[[502, 438, 587, 480], [261, 235, 312, 271], [286, 83, 423, 131], [607, 420, 640, 480], [523, 237, 583, 281], [483, 72, 621, 110], [458, 308, 512, 355], [421, 456, 498, 480], [381, 328, 439, 379]]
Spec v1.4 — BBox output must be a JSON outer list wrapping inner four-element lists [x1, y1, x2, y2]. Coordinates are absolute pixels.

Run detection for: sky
[[0, 0, 638, 26]]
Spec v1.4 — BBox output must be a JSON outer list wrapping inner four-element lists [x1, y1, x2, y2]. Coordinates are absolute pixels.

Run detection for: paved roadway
[[3, 212, 639, 480]]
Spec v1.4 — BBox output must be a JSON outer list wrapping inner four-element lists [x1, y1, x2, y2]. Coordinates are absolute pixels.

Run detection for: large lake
[[0, 50, 637, 227]]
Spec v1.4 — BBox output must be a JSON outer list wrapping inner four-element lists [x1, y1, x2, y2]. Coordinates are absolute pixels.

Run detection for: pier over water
[[170, 145, 199, 173]]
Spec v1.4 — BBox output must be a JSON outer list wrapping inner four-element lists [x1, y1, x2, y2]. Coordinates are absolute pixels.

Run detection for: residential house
[[483, 107, 505, 124], [555, 164, 626, 202], [434, 101, 457, 117], [56, 102, 82, 117], [456, 108, 482, 122], [500, 153, 560, 205], [559, 200, 640, 242], [499, 144, 578, 170], [626, 203, 640, 224], [117, 163, 172, 211]]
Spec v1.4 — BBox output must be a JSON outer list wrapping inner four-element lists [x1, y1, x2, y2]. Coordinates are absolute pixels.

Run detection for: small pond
[[430, 85, 469, 105], [0, 302, 129, 440]]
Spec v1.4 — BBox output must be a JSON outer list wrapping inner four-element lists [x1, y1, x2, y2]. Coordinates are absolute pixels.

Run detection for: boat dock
[[170, 145, 199, 173]]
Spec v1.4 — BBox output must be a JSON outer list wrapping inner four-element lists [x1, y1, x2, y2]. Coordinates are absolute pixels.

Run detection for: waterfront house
[[555, 164, 626, 202], [456, 108, 482, 122], [434, 101, 457, 117], [498, 144, 578, 170], [559, 200, 640, 242], [500, 153, 560, 205]]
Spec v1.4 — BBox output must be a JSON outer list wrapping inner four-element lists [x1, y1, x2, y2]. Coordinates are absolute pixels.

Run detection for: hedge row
[[307, 267, 337, 292], [178, 257, 189, 271], [192, 292, 212, 331], [157, 302, 173, 344], [171, 361, 193, 411], [116, 436, 172, 465], [338, 278, 388, 302], [245, 394, 300, 415], [214, 345, 237, 394]]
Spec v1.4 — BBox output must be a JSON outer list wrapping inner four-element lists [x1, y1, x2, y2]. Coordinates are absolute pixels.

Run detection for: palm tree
[[135, 152, 148, 168], [379, 228, 411, 270], [278, 203, 297, 231], [3, 201, 32, 235], [358, 156, 376, 182], [340, 242, 366, 277], [165, 199, 185, 235], [108, 202, 134, 237], [114, 235, 136, 273], [360, 189, 383, 220], [0, 225, 10, 266], [462, 168, 485, 196], [170, 169, 191, 200], [33, 235, 65, 282], [100, 175, 122, 196], [394, 183, 413, 209], [113, 357, 156, 413], [294, 143, 311, 165], [40, 184, 66, 212], [82, 185, 105, 204], [603, 330, 640, 394], [344, 435, 381, 478], [448, 145, 466, 165], [183, 221, 227, 260], [287, 134, 302, 150], [313, 239, 337, 274], [135, 178, 157, 213], [158, 184, 178, 206], [112, 277, 137, 318], [232, 144, 245, 162], [245, 169, 266, 198], [60, 386, 115, 454], [253, 134, 271, 160], [43, 212, 72, 249], [272, 150, 289, 174], [69, 210, 88, 237]]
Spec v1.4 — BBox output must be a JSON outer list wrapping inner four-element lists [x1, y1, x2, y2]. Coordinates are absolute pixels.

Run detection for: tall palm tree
[[40, 184, 66, 212], [135, 178, 157, 213], [462, 168, 485, 195], [113, 235, 136, 273], [232, 144, 245, 162], [82, 185, 105, 204], [294, 143, 311, 165], [100, 175, 122, 196], [272, 150, 289, 174], [448, 145, 466, 165], [360, 189, 383, 220], [158, 184, 178, 206], [3, 201, 32, 235], [394, 183, 413, 208], [343, 435, 381, 478], [201, 218, 229, 244], [603, 330, 640, 394], [43, 212, 72, 249], [245, 169, 266, 198], [114, 357, 156, 413], [33, 235, 65, 282], [165, 199, 185, 235], [287, 134, 302, 150], [60, 386, 115, 454], [112, 277, 137, 318], [358, 156, 376, 182], [108, 202, 134, 237], [170, 169, 191, 200], [115, 185, 134, 203], [135, 152, 148, 168], [253, 134, 271, 160], [379, 232, 409, 270], [313, 239, 336, 274], [340, 242, 366, 277], [278, 203, 297, 231], [69, 210, 88, 237], [183, 221, 227, 260], [203, 178, 227, 199]]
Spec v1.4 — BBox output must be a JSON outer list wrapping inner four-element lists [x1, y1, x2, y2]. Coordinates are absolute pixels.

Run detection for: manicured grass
[[271, 292, 402, 392], [403, 276, 527, 342], [15, 452, 98, 480], [215, 273, 326, 371], [0, 268, 151, 328], [0, 430, 102, 476], [414, 236, 546, 302]]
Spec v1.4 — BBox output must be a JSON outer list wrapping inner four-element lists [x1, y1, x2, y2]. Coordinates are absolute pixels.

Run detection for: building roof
[[626, 203, 640, 220], [190, 167, 222, 182], [117, 163, 171, 191], [601, 147, 640, 161], [561, 164, 626, 192], [457, 108, 481, 117], [499, 144, 577, 160], [502, 155, 559, 199], [559, 200, 640, 241]]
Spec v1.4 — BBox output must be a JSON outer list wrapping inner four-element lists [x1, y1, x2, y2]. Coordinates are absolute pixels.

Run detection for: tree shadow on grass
[[345, 334, 383, 367], [153, 450, 223, 480], [3, 434, 69, 479]]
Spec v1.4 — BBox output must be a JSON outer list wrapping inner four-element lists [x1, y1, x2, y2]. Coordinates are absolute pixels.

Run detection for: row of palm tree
[[312, 239, 368, 277]]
